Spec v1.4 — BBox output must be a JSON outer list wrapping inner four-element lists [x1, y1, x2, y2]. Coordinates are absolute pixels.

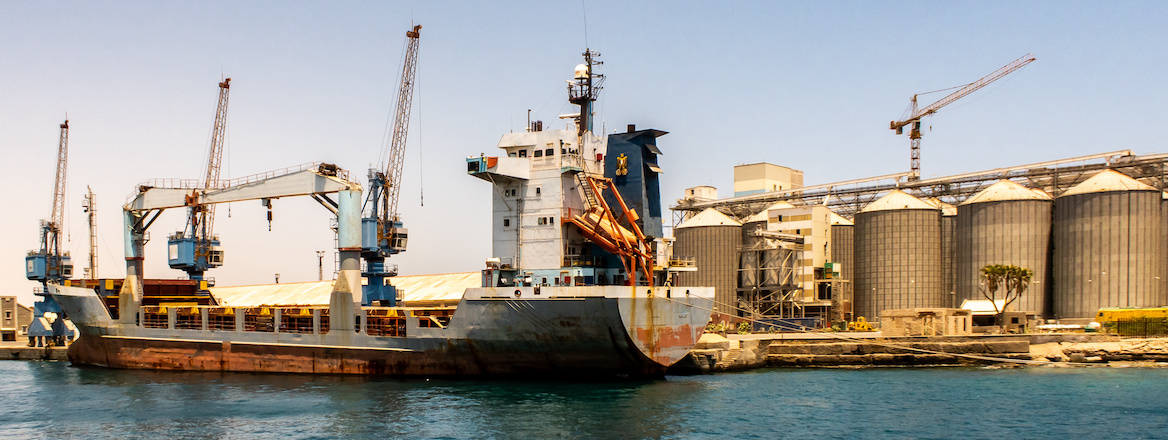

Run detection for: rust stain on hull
[[68, 334, 669, 378], [634, 323, 697, 365]]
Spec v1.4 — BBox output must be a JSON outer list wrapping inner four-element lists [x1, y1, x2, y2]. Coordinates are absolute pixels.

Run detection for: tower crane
[[891, 53, 1036, 180], [361, 24, 421, 306], [24, 120, 75, 345], [168, 77, 231, 286]]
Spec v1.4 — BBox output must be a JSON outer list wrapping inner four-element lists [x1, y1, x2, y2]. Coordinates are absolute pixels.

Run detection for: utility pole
[[315, 250, 326, 281], [82, 186, 98, 279]]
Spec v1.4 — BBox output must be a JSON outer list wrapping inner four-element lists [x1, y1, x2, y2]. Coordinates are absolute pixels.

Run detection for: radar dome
[[573, 64, 589, 79]]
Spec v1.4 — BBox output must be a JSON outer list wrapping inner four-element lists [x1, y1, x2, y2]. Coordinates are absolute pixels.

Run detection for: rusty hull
[[55, 285, 715, 379]]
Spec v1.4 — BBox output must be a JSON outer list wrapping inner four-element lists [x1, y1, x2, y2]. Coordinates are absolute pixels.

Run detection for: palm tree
[[979, 264, 1034, 332]]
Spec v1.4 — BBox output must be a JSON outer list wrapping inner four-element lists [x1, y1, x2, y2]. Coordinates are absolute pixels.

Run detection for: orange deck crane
[[891, 54, 1036, 180]]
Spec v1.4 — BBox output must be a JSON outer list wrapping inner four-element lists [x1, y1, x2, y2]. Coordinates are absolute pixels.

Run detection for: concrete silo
[[674, 208, 742, 316], [853, 190, 943, 320], [829, 212, 854, 318], [955, 180, 1053, 316], [1052, 170, 1165, 319]]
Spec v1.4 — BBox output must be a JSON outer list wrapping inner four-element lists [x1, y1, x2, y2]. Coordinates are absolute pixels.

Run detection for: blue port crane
[[167, 77, 231, 286], [24, 120, 75, 345], [360, 25, 421, 306]]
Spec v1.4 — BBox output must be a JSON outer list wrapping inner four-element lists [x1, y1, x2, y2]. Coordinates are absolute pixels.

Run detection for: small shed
[[960, 299, 1035, 333], [879, 308, 972, 337]]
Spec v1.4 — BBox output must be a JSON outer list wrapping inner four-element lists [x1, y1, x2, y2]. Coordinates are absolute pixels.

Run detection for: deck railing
[[131, 305, 454, 338]]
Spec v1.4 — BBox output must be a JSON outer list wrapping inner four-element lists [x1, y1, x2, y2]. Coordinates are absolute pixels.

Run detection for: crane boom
[[891, 54, 1036, 130], [890, 54, 1036, 179], [382, 25, 421, 222], [198, 77, 231, 240], [50, 120, 69, 230]]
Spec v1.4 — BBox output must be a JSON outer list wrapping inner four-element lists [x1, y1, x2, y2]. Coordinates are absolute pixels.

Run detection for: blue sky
[[2, 1, 1165, 304]]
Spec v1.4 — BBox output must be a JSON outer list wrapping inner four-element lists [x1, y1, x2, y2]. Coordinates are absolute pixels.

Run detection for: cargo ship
[[48, 48, 714, 378]]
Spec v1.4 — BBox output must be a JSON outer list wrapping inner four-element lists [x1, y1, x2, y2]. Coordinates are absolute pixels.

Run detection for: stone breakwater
[[669, 333, 1168, 373]]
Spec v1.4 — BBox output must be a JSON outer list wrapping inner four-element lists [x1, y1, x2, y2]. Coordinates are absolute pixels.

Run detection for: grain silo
[[853, 190, 943, 320], [674, 208, 742, 316], [926, 198, 958, 308], [1052, 170, 1165, 319], [955, 180, 1053, 316], [829, 212, 854, 318]]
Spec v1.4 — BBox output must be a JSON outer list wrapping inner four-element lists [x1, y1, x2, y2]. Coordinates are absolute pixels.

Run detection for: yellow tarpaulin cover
[[208, 272, 481, 307]]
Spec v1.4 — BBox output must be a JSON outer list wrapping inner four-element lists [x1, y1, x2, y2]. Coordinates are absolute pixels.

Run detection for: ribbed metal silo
[[1052, 170, 1165, 319], [829, 213, 854, 316], [674, 208, 742, 316], [955, 180, 1053, 316], [926, 198, 958, 308], [853, 190, 943, 320]]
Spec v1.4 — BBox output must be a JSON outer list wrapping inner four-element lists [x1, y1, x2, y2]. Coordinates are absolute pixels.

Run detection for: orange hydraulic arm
[[566, 176, 655, 286]]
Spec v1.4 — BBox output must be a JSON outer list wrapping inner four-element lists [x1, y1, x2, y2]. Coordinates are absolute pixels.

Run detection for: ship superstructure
[[468, 49, 693, 289]]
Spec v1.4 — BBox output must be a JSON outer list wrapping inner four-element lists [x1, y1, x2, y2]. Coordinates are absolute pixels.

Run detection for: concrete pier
[[0, 341, 68, 361], [669, 333, 1148, 373]]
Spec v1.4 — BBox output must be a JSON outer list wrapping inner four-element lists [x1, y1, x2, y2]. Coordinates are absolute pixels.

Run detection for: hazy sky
[[2, 1, 1165, 304]]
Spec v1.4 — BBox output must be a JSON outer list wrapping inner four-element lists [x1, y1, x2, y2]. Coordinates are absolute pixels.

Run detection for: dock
[[669, 333, 1168, 373], [0, 341, 68, 361]]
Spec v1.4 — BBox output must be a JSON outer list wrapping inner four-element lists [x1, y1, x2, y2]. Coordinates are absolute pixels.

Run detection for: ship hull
[[51, 285, 714, 378]]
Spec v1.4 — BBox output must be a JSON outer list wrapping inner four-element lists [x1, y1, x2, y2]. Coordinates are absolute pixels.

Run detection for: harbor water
[[1, 361, 1166, 439]]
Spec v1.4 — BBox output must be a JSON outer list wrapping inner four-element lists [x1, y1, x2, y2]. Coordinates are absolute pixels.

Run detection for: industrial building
[[673, 151, 1168, 326], [733, 163, 804, 197], [0, 297, 33, 341]]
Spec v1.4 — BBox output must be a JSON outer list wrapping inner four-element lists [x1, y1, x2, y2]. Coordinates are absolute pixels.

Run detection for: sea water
[[0, 361, 1165, 439]]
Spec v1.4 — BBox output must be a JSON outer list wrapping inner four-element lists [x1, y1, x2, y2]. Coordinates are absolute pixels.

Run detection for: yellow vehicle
[[848, 316, 875, 332], [1095, 307, 1168, 336], [1095, 307, 1168, 323]]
